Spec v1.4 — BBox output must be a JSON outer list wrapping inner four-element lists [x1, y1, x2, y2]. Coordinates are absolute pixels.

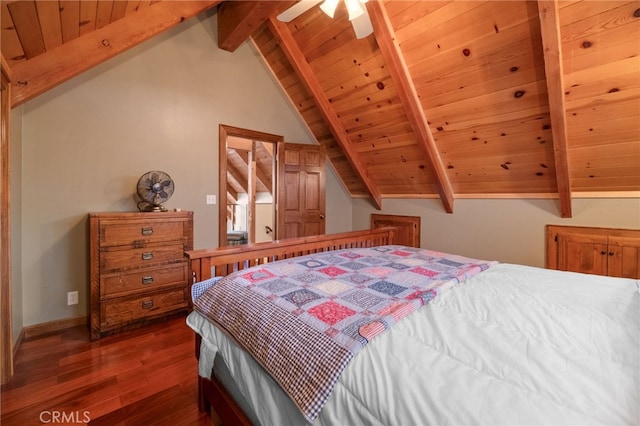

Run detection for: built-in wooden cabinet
[[89, 211, 193, 340], [546, 225, 640, 279], [371, 214, 421, 248]]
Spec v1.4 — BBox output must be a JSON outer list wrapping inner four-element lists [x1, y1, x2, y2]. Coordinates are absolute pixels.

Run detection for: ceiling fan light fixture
[[319, 0, 339, 18], [352, 8, 373, 39], [278, 0, 373, 39], [277, 0, 323, 22], [345, 0, 364, 21]]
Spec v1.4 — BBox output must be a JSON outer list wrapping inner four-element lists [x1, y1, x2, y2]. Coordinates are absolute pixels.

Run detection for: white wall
[[353, 197, 640, 267], [255, 202, 273, 242], [325, 164, 354, 234], [16, 9, 351, 326]]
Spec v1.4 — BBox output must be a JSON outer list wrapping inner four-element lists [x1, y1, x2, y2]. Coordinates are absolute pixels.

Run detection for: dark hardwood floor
[[1, 316, 215, 425]]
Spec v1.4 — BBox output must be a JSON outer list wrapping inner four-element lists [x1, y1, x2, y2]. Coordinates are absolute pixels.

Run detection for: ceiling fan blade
[[351, 7, 373, 39], [277, 0, 323, 22]]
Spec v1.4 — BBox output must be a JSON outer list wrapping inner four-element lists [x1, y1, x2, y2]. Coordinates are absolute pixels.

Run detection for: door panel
[[557, 232, 608, 276], [608, 236, 640, 279], [284, 171, 300, 210], [278, 144, 326, 240], [305, 172, 321, 210]]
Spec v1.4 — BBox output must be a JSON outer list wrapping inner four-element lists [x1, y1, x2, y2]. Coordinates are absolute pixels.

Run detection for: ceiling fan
[[277, 0, 374, 39]]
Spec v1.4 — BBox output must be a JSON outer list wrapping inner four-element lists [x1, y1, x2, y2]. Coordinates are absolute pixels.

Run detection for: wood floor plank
[[81, 396, 123, 422], [0, 316, 210, 425], [115, 369, 150, 397], [1, 377, 119, 424]]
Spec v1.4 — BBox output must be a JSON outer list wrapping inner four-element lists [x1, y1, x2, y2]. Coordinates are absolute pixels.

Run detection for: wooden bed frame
[[185, 227, 397, 425]]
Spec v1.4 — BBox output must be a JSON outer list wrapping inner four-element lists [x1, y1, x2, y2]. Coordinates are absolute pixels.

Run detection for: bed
[[185, 228, 639, 426]]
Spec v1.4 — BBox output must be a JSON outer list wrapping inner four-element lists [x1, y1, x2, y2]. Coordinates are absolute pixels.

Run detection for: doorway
[[219, 125, 282, 247], [219, 124, 328, 247]]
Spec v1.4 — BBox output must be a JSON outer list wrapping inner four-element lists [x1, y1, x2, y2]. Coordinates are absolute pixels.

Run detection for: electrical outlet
[[67, 291, 79, 305], [206, 195, 216, 205]]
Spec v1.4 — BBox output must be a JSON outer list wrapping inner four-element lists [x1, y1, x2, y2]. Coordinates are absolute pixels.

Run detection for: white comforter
[[187, 263, 640, 426]]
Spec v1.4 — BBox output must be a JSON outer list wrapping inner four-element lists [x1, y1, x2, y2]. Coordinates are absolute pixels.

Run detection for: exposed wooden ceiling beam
[[233, 148, 272, 193], [227, 161, 248, 194], [10, 1, 220, 107], [226, 169, 243, 195], [267, 16, 383, 210], [227, 136, 253, 150], [367, 1, 454, 214], [254, 143, 275, 192], [0, 55, 12, 82], [538, 0, 572, 218], [217, 1, 293, 52], [227, 186, 238, 203]]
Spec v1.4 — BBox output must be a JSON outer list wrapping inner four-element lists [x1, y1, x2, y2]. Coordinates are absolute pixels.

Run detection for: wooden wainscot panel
[[370, 214, 421, 248]]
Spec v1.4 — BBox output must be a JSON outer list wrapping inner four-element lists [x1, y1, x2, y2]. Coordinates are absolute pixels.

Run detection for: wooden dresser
[[89, 211, 193, 340], [546, 225, 640, 279]]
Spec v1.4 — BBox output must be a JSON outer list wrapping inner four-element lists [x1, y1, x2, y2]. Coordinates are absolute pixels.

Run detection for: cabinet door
[[370, 214, 421, 247], [557, 232, 608, 276], [608, 236, 640, 279]]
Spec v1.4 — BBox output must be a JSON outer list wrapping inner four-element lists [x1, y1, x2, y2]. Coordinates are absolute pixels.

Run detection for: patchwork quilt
[[194, 245, 495, 422]]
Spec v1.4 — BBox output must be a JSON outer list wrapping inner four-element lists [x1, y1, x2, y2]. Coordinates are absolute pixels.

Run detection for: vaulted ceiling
[[2, 0, 639, 217], [226, 136, 275, 204]]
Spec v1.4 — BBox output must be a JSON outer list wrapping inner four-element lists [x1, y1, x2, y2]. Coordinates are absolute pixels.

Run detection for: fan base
[[138, 202, 168, 212]]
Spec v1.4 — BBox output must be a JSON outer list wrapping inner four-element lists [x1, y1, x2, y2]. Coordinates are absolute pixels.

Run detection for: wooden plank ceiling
[[2, 0, 639, 217], [226, 136, 274, 205]]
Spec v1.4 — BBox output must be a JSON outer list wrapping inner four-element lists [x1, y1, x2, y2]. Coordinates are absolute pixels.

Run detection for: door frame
[[218, 124, 283, 247], [1, 59, 13, 384]]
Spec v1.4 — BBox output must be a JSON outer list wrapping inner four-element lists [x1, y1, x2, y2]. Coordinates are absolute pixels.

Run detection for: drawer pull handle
[[141, 252, 153, 261], [141, 227, 153, 236], [142, 276, 154, 284], [142, 300, 154, 309]]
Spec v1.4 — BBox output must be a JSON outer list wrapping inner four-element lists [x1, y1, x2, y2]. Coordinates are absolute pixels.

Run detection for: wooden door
[[277, 144, 326, 239], [556, 231, 608, 276], [608, 236, 640, 279]]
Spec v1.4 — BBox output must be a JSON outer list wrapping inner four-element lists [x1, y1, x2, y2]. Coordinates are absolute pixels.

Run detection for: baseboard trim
[[12, 329, 24, 359], [23, 316, 88, 339]]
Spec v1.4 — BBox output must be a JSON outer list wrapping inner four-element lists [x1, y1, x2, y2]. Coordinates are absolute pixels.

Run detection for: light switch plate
[[67, 291, 79, 305], [206, 195, 216, 205]]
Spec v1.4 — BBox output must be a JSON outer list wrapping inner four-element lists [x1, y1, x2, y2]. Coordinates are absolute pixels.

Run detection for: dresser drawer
[[101, 243, 185, 271], [100, 263, 188, 299], [100, 219, 185, 246], [100, 288, 188, 330]]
